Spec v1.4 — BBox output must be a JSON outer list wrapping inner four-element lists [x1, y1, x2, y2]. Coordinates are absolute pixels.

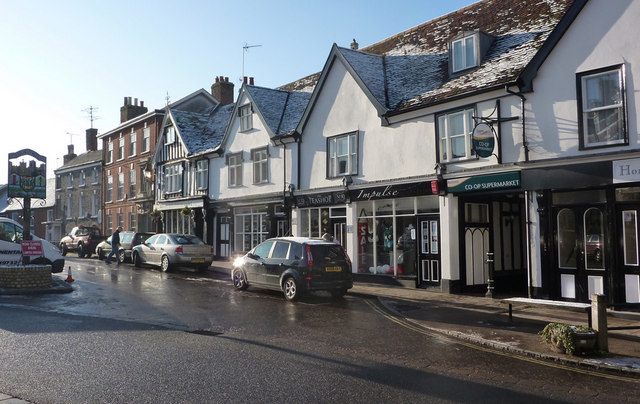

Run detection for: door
[[333, 221, 347, 246], [218, 215, 231, 259], [555, 206, 607, 301], [417, 215, 440, 287], [463, 203, 492, 288], [617, 207, 640, 303]]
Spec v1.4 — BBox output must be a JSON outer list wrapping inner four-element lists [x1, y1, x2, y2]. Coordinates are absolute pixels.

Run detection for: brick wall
[[0, 265, 52, 288]]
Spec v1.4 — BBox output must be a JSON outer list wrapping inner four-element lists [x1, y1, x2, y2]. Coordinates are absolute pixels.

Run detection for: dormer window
[[239, 105, 253, 132], [452, 35, 476, 72]]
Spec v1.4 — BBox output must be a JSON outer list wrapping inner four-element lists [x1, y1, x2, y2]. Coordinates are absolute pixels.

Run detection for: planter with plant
[[180, 206, 192, 216], [539, 322, 597, 355]]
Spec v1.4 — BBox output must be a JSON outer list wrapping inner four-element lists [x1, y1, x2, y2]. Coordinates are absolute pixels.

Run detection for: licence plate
[[325, 266, 342, 272], [192, 258, 206, 263]]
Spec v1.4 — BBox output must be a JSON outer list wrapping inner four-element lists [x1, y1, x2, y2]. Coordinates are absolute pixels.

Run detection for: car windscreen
[[309, 244, 349, 264], [173, 235, 205, 245]]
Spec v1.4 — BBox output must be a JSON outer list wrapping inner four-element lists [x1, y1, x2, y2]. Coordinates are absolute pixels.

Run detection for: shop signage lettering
[[355, 186, 400, 201], [295, 191, 346, 207], [471, 123, 495, 158], [349, 181, 435, 203], [613, 158, 640, 183], [447, 172, 521, 193]]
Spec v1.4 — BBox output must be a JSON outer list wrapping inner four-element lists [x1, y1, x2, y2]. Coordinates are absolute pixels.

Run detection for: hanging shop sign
[[7, 149, 47, 199], [447, 172, 521, 193], [471, 122, 495, 158]]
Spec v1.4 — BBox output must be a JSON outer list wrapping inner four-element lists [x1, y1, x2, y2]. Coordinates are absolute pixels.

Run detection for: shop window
[[234, 208, 268, 252], [622, 210, 638, 266], [577, 65, 626, 149], [584, 208, 605, 270], [327, 131, 357, 178], [557, 209, 577, 269], [437, 107, 475, 162]]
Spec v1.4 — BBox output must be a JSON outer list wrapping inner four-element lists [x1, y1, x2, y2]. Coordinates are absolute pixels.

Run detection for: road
[[0, 257, 638, 403]]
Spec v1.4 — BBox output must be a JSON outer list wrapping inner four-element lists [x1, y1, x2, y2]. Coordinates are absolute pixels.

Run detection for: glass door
[[617, 207, 640, 303]]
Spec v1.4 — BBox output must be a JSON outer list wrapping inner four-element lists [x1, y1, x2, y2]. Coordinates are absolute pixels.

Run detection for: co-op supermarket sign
[[447, 172, 521, 193]]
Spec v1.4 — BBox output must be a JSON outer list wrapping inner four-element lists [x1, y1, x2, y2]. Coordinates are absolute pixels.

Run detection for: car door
[[264, 240, 291, 286], [149, 235, 167, 265], [246, 240, 274, 284], [138, 234, 158, 264]]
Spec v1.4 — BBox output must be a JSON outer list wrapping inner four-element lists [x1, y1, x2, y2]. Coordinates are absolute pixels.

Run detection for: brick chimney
[[63, 144, 76, 165], [120, 97, 148, 123], [211, 76, 235, 105], [86, 128, 98, 152], [351, 38, 359, 50]]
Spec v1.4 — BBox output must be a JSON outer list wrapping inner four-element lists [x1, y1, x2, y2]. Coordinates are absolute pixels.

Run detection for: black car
[[231, 237, 353, 301]]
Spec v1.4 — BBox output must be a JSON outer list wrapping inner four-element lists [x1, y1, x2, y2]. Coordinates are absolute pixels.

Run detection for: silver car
[[131, 233, 213, 272]]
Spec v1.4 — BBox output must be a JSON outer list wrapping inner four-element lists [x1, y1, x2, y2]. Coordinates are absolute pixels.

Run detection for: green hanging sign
[[472, 123, 495, 158]]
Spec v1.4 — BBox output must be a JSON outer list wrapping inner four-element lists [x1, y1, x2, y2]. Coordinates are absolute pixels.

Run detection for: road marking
[[365, 299, 640, 384]]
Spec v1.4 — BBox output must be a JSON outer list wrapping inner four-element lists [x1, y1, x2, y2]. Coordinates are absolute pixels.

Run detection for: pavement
[[2, 262, 640, 403]]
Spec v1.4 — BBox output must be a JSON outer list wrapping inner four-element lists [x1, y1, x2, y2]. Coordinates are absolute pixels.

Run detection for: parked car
[[131, 233, 214, 272], [231, 237, 353, 301], [585, 233, 603, 262], [59, 226, 106, 258], [0, 217, 65, 272], [96, 231, 154, 263]]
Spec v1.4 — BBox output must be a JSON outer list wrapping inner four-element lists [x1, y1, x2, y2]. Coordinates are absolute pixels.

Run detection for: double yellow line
[[365, 299, 640, 384]]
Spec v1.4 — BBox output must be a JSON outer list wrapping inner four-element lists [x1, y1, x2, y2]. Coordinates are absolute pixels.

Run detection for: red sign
[[430, 180, 440, 194], [21, 240, 43, 256]]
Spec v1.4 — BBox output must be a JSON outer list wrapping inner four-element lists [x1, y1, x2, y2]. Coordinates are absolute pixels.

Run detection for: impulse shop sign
[[447, 172, 521, 193], [613, 158, 640, 183]]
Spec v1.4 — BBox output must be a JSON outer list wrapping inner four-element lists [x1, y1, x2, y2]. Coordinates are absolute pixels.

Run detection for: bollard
[[485, 252, 495, 298], [591, 293, 608, 352]]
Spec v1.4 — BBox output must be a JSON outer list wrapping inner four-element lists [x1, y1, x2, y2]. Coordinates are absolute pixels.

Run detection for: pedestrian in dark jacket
[[105, 226, 123, 265]]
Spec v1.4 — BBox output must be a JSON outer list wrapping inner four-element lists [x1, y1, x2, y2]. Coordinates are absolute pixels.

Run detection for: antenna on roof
[[83, 106, 100, 128], [165, 91, 171, 106], [66, 132, 80, 144], [242, 43, 262, 82]]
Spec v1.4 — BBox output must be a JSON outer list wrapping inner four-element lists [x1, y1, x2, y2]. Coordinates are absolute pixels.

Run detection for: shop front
[[447, 172, 526, 294]]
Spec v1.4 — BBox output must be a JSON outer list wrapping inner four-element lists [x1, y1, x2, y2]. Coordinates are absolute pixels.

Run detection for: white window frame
[[92, 167, 98, 184], [327, 132, 357, 178], [78, 192, 84, 218], [117, 137, 125, 160], [142, 127, 151, 153], [252, 147, 269, 184], [117, 172, 124, 200], [92, 191, 98, 217], [129, 131, 137, 157], [165, 126, 176, 145], [437, 107, 476, 162], [67, 194, 73, 219], [107, 142, 113, 164], [164, 163, 183, 194], [239, 105, 253, 132], [227, 153, 243, 187], [67, 173, 73, 189], [79, 170, 86, 187], [196, 160, 208, 190], [129, 169, 136, 197], [451, 34, 477, 73], [578, 65, 626, 149], [106, 175, 113, 203]]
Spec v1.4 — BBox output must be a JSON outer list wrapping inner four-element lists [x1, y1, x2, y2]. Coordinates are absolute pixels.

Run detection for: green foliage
[[539, 323, 595, 355], [180, 206, 192, 216]]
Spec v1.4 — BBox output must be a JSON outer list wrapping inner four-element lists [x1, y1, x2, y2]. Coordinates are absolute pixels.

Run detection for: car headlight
[[233, 256, 244, 268]]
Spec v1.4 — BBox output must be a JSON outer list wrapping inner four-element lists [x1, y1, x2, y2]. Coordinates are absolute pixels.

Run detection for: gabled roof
[[287, 0, 585, 126], [216, 84, 311, 151], [172, 103, 234, 156], [54, 150, 102, 173]]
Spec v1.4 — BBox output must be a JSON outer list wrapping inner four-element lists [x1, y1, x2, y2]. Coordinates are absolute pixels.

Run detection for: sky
[[0, 0, 475, 182]]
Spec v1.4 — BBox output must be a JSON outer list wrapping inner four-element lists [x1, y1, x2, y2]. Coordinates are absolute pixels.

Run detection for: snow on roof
[[281, 0, 576, 112], [246, 85, 312, 136], [172, 103, 234, 155]]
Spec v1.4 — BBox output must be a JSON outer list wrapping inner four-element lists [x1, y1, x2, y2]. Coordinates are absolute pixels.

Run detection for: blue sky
[[0, 0, 475, 181]]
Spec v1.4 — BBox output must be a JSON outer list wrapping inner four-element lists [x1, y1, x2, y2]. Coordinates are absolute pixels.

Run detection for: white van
[[0, 217, 65, 273]]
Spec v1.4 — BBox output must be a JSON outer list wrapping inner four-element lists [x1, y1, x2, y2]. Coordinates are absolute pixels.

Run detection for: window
[[67, 173, 73, 189], [92, 191, 98, 217], [252, 147, 268, 184], [129, 169, 136, 197], [106, 214, 112, 236], [165, 126, 176, 145], [196, 160, 208, 190], [578, 65, 626, 149], [92, 167, 98, 184], [117, 213, 124, 228], [239, 105, 253, 131], [164, 163, 182, 194], [67, 194, 73, 219], [78, 192, 84, 218], [129, 131, 137, 156], [79, 170, 86, 186], [142, 127, 151, 152], [227, 153, 243, 187], [118, 138, 125, 160], [129, 212, 137, 231], [327, 132, 357, 178], [437, 107, 475, 162], [106, 175, 113, 203], [107, 142, 113, 164], [117, 172, 124, 200], [451, 34, 476, 73]]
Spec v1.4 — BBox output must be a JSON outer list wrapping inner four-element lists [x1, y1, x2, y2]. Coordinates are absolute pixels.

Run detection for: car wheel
[[160, 255, 170, 272], [133, 252, 141, 268], [97, 248, 104, 260], [77, 243, 85, 258], [118, 249, 125, 263], [232, 270, 248, 290], [283, 277, 299, 301], [60, 243, 67, 256], [330, 289, 347, 299]]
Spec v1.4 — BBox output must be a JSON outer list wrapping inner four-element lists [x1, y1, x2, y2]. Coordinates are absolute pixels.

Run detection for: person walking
[[105, 226, 123, 265]]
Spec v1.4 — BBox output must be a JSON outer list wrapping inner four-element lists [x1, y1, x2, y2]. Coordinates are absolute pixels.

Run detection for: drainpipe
[[525, 191, 533, 298], [505, 86, 528, 162]]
